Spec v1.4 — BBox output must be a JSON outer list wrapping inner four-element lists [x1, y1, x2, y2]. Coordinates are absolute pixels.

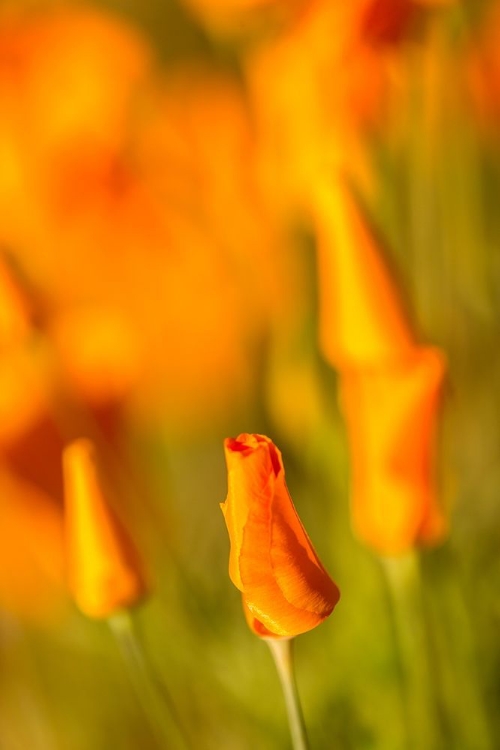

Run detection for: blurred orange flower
[[466, 3, 500, 135], [313, 179, 415, 369], [221, 433, 339, 637], [0, 6, 151, 259], [0, 6, 298, 432], [244, 0, 417, 212], [0, 468, 65, 621], [63, 439, 146, 619], [340, 348, 447, 556], [312, 179, 447, 556], [179, 0, 305, 36]]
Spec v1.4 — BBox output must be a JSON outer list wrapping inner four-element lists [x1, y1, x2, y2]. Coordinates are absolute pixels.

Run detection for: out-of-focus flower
[[0, 468, 65, 621], [0, 345, 51, 449], [179, 0, 305, 37], [313, 179, 415, 369], [313, 178, 447, 556], [0, 6, 298, 432], [244, 0, 456, 216], [359, 0, 455, 46], [50, 307, 142, 408], [244, 1, 381, 210], [466, 3, 500, 136], [0, 256, 66, 503], [221, 433, 339, 637], [339, 348, 447, 556], [0, 6, 151, 258], [63, 439, 146, 619], [360, 0, 417, 47], [243, 0, 432, 213]]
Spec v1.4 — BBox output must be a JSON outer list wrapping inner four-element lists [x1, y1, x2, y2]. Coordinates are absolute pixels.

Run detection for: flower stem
[[108, 610, 191, 750], [266, 637, 310, 750], [382, 553, 440, 750]]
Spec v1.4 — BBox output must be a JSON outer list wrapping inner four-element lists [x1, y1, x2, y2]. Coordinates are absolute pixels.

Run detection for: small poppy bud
[[314, 180, 415, 369], [221, 433, 339, 638], [63, 438, 146, 618]]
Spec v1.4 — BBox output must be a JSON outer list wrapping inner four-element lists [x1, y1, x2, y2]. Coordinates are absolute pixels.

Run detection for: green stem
[[382, 553, 440, 750], [108, 610, 191, 750], [266, 637, 309, 750]]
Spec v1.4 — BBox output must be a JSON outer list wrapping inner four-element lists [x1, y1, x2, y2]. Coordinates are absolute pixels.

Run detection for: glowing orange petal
[[63, 439, 146, 618], [340, 347, 447, 556], [314, 180, 415, 368], [222, 433, 339, 637]]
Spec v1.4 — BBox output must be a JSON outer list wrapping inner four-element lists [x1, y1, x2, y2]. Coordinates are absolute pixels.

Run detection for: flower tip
[[224, 433, 282, 475], [63, 437, 146, 619], [63, 437, 96, 470], [224, 435, 250, 453]]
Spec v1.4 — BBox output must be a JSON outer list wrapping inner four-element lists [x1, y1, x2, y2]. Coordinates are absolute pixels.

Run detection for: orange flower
[[1, 6, 291, 431], [51, 306, 141, 407], [221, 433, 339, 637], [313, 179, 448, 555], [244, 1, 383, 209], [466, 3, 500, 136], [340, 348, 447, 556], [314, 179, 415, 369], [63, 439, 146, 619], [0, 468, 65, 621], [179, 0, 304, 36]]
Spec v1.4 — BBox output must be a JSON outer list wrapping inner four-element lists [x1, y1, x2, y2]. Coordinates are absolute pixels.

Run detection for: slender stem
[[382, 553, 439, 750], [108, 610, 191, 750], [266, 637, 310, 750]]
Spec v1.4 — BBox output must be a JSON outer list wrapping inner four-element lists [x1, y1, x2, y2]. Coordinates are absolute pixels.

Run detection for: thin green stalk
[[422, 549, 494, 750], [382, 553, 440, 750], [109, 610, 191, 750], [266, 637, 309, 750]]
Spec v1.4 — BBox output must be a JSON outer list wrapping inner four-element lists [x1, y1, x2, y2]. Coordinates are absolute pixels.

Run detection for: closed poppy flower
[[63, 438, 146, 619], [313, 179, 415, 369], [340, 347, 446, 556], [221, 433, 339, 637]]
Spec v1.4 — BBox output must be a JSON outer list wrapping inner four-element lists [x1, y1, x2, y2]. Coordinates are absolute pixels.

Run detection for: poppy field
[[0, 1, 499, 748]]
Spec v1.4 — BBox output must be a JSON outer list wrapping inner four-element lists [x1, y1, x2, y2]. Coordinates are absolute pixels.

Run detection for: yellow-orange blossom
[[222, 433, 339, 637], [63, 439, 146, 618]]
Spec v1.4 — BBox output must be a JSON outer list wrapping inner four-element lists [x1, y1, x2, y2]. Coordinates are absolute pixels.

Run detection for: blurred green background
[[1, 1, 500, 748]]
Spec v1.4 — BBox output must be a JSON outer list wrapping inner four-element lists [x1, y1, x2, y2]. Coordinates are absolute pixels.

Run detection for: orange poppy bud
[[221, 433, 339, 637], [314, 180, 415, 369], [63, 439, 146, 618], [340, 347, 447, 556]]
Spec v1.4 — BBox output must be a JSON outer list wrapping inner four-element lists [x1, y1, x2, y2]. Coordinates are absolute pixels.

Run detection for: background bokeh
[[1, 0, 500, 748]]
